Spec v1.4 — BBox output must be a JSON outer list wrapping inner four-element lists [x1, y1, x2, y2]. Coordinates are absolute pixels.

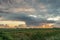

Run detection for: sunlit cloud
[[47, 16, 60, 21], [28, 15, 37, 18]]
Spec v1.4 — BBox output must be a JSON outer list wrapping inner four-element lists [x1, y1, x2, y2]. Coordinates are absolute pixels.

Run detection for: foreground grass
[[0, 28, 60, 40]]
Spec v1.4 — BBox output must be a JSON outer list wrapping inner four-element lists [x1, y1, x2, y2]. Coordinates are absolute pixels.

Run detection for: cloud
[[0, 13, 55, 26], [47, 16, 60, 21], [6, 8, 36, 13], [0, 0, 60, 27]]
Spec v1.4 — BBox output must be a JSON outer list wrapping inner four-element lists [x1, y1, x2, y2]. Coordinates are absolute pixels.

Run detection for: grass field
[[0, 28, 60, 40]]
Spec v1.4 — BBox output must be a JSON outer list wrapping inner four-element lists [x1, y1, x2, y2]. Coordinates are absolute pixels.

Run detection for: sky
[[0, 0, 60, 27]]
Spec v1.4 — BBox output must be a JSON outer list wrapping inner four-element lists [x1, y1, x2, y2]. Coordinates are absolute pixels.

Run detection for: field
[[0, 28, 60, 40]]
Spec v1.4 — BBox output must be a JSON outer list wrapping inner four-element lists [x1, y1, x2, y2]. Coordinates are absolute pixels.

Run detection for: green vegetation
[[0, 28, 60, 40]]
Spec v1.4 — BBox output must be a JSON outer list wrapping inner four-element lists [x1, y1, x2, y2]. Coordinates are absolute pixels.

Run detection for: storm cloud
[[0, 0, 60, 27]]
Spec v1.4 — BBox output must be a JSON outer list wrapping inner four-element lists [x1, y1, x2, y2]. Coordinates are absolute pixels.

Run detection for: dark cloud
[[0, 0, 60, 27], [0, 13, 55, 26]]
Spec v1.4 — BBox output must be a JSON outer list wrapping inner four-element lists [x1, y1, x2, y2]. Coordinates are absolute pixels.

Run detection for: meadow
[[0, 28, 60, 40]]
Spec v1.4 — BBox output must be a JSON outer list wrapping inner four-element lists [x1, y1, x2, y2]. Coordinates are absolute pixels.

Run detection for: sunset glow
[[0, 21, 26, 27], [0, 0, 60, 28]]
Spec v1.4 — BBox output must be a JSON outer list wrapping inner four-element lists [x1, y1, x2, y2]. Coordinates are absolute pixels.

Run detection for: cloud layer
[[0, 0, 60, 27]]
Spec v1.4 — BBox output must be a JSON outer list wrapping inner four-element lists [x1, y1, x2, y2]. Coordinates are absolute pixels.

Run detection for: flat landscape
[[0, 28, 60, 40]]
